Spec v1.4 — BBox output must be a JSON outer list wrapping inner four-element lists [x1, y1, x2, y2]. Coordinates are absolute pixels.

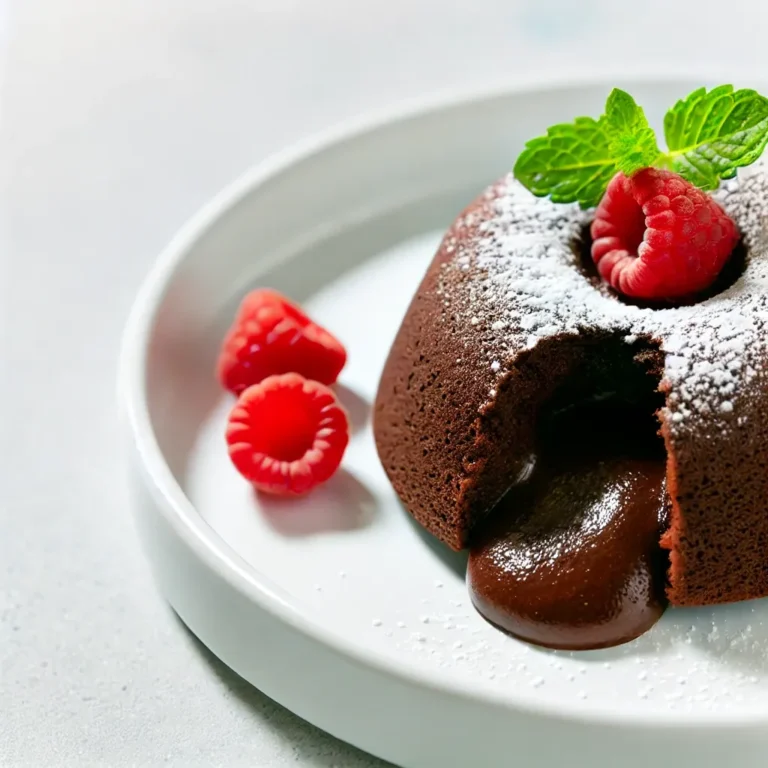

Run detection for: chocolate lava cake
[[374, 160, 768, 619]]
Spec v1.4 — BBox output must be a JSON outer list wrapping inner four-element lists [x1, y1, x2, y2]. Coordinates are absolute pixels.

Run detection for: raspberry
[[590, 169, 740, 301], [217, 289, 347, 394], [226, 372, 349, 495]]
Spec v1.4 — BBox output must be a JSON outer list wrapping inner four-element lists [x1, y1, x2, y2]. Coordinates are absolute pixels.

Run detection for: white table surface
[[3, 1, 768, 765]]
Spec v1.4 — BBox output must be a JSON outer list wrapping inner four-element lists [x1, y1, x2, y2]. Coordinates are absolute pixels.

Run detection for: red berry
[[590, 169, 739, 301], [226, 372, 349, 496], [217, 289, 347, 394]]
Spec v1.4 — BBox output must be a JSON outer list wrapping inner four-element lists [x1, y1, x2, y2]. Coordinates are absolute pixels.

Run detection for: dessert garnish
[[592, 168, 738, 299], [513, 86, 768, 300], [218, 288, 347, 394], [226, 372, 350, 496], [218, 290, 349, 495]]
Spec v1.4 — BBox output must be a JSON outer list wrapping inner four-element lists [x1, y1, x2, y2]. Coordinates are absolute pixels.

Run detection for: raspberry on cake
[[591, 168, 740, 300], [374, 84, 768, 650]]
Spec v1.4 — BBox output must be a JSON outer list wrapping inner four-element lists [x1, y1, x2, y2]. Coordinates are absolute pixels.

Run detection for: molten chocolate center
[[468, 400, 668, 651]]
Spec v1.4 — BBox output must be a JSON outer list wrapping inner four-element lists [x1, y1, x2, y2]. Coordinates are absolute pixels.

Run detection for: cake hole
[[572, 224, 749, 308], [467, 335, 670, 650], [469, 336, 672, 649], [473, 334, 671, 541], [538, 395, 666, 469], [537, 334, 666, 461]]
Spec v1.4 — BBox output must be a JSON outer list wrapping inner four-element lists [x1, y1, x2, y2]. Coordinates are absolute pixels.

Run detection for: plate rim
[[119, 76, 768, 731]]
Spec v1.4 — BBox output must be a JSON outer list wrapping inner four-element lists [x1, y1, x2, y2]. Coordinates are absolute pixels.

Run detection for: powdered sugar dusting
[[438, 163, 768, 435]]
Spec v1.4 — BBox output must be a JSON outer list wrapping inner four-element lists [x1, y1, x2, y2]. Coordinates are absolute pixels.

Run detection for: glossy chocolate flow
[[468, 400, 669, 651]]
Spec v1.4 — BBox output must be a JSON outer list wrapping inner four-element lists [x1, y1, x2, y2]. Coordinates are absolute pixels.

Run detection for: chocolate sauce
[[468, 401, 668, 651]]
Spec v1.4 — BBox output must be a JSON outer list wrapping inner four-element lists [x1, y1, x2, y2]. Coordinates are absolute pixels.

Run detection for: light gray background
[[3, 1, 768, 765]]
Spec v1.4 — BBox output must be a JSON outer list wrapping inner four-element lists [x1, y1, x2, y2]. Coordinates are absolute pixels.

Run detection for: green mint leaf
[[513, 89, 661, 209], [604, 88, 662, 176], [513, 116, 618, 209], [663, 85, 768, 189]]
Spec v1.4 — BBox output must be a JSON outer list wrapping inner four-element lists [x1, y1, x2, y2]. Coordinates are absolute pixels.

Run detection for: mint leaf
[[513, 116, 618, 208], [513, 89, 661, 209], [513, 84, 768, 209], [663, 85, 768, 189], [604, 88, 662, 176]]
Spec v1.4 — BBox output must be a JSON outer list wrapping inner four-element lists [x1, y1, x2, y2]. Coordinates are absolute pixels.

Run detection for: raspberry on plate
[[590, 169, 740, 301], [217, 288, 347, 394], [226, 372, 350, 496]]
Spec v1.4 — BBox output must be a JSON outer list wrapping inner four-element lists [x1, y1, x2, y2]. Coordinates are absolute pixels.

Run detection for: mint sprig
[[513, 88, 660, 208], [664, 85, 768, 190], [513, 84, 768, 208]]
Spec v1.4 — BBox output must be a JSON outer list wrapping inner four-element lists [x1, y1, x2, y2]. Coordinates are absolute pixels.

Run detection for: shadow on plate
[[258, 469, 379, 537], [399, 503, 469, 582], [334, 383, 370, 434], [153, 358, 223, 486], [173, 613, 392, 767]]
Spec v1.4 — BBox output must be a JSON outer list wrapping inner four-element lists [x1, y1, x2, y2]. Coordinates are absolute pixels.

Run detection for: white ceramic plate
[[120, 80, 768, 768]]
